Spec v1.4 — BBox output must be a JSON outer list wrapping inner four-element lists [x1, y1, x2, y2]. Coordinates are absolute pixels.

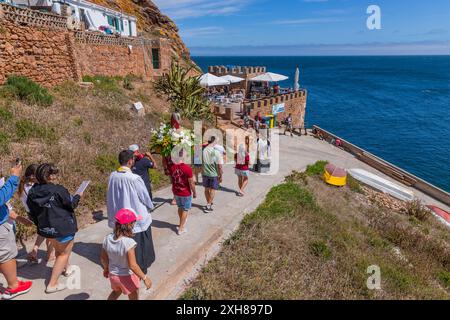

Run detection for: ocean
[[193, 56, 450, 192]]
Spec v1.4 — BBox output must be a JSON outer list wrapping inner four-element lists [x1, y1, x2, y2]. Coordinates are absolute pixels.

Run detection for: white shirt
[[103, 233, 137, 276], [21, 183, 33, 213], [107, 167, 154, 234]]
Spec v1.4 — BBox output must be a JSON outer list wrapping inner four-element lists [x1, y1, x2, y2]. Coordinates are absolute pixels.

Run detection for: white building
[[8, 0, 138, 37]]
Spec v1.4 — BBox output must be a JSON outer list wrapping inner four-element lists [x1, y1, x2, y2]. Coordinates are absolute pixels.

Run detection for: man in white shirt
[[107, 150, 155, 274]]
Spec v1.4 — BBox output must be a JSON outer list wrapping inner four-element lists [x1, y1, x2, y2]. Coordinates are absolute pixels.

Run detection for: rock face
[[91, 0, 192, 62]]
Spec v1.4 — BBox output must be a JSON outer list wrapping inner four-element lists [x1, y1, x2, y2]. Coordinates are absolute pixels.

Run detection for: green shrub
[[309, 241, 332, 260], [84, 181, 108, 210], [242, 182, 317, 224], [4, 75, 53, 106], [0, 106, 13, 121], [0, 132, 11, 154], [94, 154, 119, 174], [305, 160, 328, 176], [123, 76, 134, 90], [437, 271, 450, 289], [15, 119, 58, 144]]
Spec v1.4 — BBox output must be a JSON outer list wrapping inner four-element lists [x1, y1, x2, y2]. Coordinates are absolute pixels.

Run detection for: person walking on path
[[107, 150, 155, 274], [27, 163, 81, 294], [202, 137, 223, 213], [235, 144, 250, 197], [284, 113, 294, 137], [129, 144, 158, 201], [19, 164, 55, 264], [101, 208, 152, 300], [0, 162, 33, 300], [254, 112, 263, 131], [170, 149, 197, 235]]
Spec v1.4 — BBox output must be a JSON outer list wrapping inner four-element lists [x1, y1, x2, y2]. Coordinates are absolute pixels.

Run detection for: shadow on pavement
[[64, 292, 90, 300], [151, 220, 178, 233], [72, 242, 103, 267]]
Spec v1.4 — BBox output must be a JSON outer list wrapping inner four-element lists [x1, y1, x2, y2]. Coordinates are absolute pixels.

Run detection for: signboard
[[272, 103, 285, 115], [133, 102, 144, 111]]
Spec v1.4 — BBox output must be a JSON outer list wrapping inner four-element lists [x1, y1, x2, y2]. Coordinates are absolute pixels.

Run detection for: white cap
[[129, 144, 139, 152]]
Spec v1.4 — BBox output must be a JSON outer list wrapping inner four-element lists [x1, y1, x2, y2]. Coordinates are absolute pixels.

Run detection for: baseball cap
[[129, 144, 139, 152], [115, 208, 142, 225]]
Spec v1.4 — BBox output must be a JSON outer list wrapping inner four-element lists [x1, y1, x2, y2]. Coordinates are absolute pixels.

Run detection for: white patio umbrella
[[294, 67, 300, 91], [249, 72, 289, 82], [199, 73, 230, 87], [220, 75, 245, 84]]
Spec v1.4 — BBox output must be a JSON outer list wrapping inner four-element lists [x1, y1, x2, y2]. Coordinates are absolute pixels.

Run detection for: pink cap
[[115, 208, 142, 225]]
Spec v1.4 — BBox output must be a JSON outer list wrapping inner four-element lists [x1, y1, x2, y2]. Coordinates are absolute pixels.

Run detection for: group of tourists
[[0, 112, 273, 300], [0, 162, 82, 299]]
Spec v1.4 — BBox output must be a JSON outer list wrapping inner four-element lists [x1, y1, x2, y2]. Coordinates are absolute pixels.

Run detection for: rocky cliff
[[90, 0, 192, 63]]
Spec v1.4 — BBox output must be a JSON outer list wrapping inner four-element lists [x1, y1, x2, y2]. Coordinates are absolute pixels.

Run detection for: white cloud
[[153, 0, 250, 20], [181, 26, 224, 38], [272, 18, 342, 25]]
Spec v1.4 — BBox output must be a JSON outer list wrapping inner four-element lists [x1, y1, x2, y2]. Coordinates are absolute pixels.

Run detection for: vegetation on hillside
[[1, 75, 53, 107], [0, 75, 171, 240], [181, 161, 450, 300], [154, 61, 213, 121]]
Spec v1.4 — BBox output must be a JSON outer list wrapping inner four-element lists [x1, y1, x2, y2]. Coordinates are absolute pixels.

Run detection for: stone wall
[[244, 90, 308, 128], [73, 32, 151, 80], [0, 3, 172, 87], [0, 8, 77, 86]]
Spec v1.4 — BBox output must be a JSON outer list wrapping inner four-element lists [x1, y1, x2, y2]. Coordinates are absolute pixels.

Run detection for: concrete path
[[2, 133, 448, 300]]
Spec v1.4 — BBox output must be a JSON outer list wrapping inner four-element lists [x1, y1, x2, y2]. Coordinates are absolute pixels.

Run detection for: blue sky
[[153, 0, 450, 56]]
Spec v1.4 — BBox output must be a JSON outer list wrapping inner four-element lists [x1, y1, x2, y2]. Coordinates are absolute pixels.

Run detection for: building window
[[107, 15, 123, 32], [152, 48, 160, 69]]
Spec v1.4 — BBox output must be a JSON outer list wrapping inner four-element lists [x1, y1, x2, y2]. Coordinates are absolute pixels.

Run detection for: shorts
[[109, 273, 140, 295], [55, 234, 75, 244], [202, 176, 219, 190], [235, 169, 250, 177], [0, 223, 18, 264], [175, 195, 192, 211]]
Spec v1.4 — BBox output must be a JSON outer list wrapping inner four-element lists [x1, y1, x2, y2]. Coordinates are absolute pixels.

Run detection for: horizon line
[[191, 54, 450, 57]]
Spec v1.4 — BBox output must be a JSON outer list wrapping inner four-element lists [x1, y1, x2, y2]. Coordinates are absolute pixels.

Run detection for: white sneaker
[[45, 283, 67, 294], [177, 228, 188, 236]]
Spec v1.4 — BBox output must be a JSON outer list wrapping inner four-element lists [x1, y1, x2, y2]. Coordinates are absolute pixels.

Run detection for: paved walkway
[[2, 133, 448, 300]]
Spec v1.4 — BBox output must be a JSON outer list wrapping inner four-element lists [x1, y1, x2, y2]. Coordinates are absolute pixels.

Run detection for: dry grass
[[181, 166, 450, 300], [0, 77, 171, 240]]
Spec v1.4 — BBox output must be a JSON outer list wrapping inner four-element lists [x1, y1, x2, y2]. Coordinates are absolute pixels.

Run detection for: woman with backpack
[[27, 163, 83, 294]]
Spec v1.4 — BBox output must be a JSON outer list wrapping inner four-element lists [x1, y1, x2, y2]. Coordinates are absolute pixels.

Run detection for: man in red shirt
[[170, 152, 197, 235]]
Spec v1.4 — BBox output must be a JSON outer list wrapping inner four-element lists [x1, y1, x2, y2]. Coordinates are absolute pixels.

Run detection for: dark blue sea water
[[193, 56, 450, 192]]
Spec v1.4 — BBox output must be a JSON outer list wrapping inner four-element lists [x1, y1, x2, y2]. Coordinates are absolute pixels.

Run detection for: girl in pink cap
[[100, 208, 152, 300]]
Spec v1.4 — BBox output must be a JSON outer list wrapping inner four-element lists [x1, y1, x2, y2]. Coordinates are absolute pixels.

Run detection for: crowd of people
[[0, 113, 274, 300]]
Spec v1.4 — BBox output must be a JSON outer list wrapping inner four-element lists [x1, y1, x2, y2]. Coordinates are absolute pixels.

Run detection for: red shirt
[[170, 163, 193, 197], [235, 153, 250, 171]]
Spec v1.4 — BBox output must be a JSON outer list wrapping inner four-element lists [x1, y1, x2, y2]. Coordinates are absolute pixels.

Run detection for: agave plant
[[155, 60, 212, 121]]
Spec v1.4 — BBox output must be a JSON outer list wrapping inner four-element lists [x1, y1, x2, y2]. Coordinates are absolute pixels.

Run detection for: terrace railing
[[0, 3, 68, 30], [244, 89, 307, 110]]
